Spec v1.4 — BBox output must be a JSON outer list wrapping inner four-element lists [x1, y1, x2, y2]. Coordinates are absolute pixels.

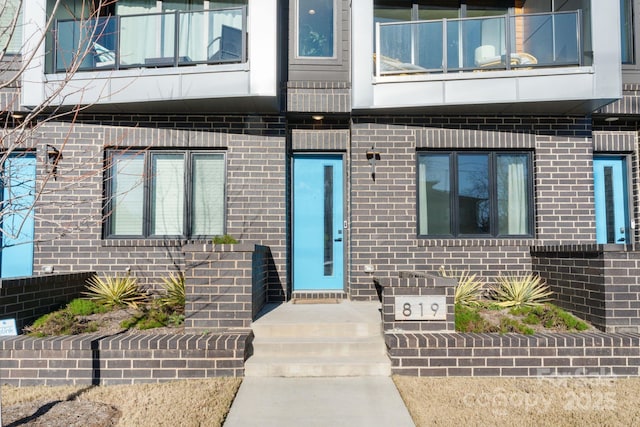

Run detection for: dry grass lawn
[[2, 378, 241, 427], [394, 376, 640, 426]]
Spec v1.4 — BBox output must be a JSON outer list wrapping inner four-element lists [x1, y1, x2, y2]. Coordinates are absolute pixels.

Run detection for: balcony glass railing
[[53, 7, 246, 73], [375, 11, 582, 76]]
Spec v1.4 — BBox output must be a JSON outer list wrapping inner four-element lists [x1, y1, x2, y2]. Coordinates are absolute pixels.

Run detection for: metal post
[[442, 18, 447, 73], [375, 22, 381, 77]]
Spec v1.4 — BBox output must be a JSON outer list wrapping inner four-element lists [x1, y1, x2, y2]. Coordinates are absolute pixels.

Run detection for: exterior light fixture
[[312, 114, 324, 121], [46, 144, 62, 179], [308, 9, 316, 15], [604, 117, 619, 122], [366, 147, 381, 181]]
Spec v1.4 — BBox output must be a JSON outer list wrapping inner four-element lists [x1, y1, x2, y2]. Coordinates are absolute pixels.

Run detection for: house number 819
[[395, 296, 447, 321], [402, 302, 439, 317]]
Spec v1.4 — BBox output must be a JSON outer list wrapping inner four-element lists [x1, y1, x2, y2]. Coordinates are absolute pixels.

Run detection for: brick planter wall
[[0, 272, 95, 333], [382, 272, 456, 333], [0, 331, 251, 386], [386, 332, 640, 377], [183, 243, 269, 333], [532, 245, 640, 333]]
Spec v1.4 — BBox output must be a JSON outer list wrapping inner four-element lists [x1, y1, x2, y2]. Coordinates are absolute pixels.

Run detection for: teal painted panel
[[293, 154, 344, 290], [593, 157, 629, 244], [1, 154, 36, 278]]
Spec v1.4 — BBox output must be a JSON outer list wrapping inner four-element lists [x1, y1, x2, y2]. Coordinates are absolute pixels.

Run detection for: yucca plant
[[160, 272, 185, 312], [492, 273, 553, 308], [439, 266, 484, 307], [83, 274, 146, 309]]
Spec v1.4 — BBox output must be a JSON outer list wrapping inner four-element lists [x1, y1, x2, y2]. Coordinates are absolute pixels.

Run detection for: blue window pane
[[457, 154, 489, 235], [298, 0, 334, 57]]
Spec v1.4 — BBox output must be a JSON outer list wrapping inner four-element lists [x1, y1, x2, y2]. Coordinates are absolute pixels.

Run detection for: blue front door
[[1, 154, 36, 277], [293, 154, 344, 290], [593, 157, 629, 244]]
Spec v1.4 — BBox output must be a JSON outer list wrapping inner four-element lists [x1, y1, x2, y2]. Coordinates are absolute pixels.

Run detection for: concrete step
[[252, 321, 382, 339], [244, 355, 392, 377], [246, 301, 391, 377], [251, 336, 386, 358]]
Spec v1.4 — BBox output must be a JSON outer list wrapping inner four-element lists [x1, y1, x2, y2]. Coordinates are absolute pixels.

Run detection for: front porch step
[[251, 321, 382, 339], [244, 355, 391, 377], [251, 336, 386, 358], [246, 301, 391, 377]]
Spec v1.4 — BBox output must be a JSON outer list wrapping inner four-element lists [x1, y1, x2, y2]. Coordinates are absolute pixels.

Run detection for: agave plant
[[438, 266, 484, 307], [83, 274, 146, 309], [492, 273, 553, 308], [160, 272, 185, 312]]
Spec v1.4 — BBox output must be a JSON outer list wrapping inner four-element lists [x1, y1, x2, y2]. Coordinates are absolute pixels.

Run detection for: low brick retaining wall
[[532, 244, 640, 333], [183, 243, 269, 333], [386, 332, 640, 377], [0, 272, 95, 333], [0, 331, 251, 386]]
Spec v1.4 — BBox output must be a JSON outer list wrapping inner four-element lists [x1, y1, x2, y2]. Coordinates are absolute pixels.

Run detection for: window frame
[[104, 149, 227, 239], [293, 0, 339, 62], [416, 150, 534, 239]]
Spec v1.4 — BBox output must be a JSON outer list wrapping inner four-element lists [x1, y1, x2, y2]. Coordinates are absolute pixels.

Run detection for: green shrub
[[25, 311, 86, 337], [66, 298, 108, 316], [439, 266, 484, 307], [499, 317, 534, 335], [84, 274, 146, 309], [137, 309, 169, 330], [160, 272, 185, 312], [455, 304, 498, 333], [121, 307, 170, 330], [168, 313, 185, 327], [213, 234, 238, 244], [492, 273, 553, 308]]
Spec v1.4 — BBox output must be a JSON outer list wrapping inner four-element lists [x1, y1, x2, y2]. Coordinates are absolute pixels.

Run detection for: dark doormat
[[291, 298, 340, 304]]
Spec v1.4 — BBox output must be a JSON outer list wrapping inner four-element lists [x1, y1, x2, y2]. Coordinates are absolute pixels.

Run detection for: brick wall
[[349, 116, 595, 300], [183, 243, 269, 332], [382, 272, 456, 332], [0, 331, 250, 386], [0, 273, 94, 332], [30, 115, 287, 301], [532, 245, 640, 333], [386, 332, 640, 377]]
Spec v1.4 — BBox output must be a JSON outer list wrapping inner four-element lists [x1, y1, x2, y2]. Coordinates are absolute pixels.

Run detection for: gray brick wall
[[30, 115, 287, 301], [534, 135, 596, 245], [0, 331, 250, 385], [287, 82, 351, 113], [598, 84, 640, 115], [0, 273, 94, 332], [386, 332, 640, 377], [349, 116, 595, 300], [381, 272, 456, 332], [532, 245, 640, 333], [183, 243, 269, 332]]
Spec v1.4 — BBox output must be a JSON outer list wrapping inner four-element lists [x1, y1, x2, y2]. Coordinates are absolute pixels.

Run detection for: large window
[[418, 152, 533, 237], [106, 150, 226, 238], [297, 0, 335, 58]]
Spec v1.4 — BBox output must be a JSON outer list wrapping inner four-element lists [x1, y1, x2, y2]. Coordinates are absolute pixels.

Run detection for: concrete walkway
[[223, 376, 415, 427]]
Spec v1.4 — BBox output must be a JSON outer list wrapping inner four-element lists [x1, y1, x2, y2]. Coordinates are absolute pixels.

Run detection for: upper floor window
[[418, 151, 533, 238], [620, 0, 635, 64], [297, 0, 335, 58], [374, 1, 586, 76], [105, 150, 226, 238], [49, 0, 247, 73], [0, 0, 23, 54]]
